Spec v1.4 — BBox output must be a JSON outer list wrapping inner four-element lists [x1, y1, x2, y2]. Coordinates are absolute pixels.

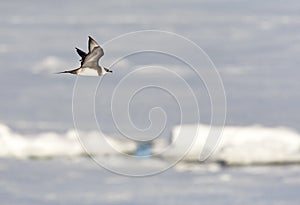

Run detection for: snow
[[0, 123, 136, 159], [216, 125, 300, 165], [155, 124, 300, 165], [2, 122, 300, 167]]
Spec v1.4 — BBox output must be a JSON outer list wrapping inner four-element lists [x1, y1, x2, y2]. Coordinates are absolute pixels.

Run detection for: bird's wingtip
[[88, 35, 95, 41]]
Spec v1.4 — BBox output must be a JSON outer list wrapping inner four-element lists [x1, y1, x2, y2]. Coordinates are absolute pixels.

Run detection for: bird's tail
[[54, 68, 79, 75]]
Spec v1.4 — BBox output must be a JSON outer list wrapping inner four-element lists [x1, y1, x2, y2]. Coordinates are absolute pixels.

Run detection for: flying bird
[[57, 36, 112, 76]]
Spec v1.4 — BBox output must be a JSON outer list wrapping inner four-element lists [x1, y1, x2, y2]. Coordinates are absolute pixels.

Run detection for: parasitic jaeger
[[57, 36, 112, 76]]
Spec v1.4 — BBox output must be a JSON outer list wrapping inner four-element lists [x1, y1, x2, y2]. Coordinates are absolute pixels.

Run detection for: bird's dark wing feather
[[75, 47, 88, 66], [76, 47, 87, 58]]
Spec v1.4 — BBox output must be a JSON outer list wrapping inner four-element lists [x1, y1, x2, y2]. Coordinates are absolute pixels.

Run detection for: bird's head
[[104, 67, 113, 73]]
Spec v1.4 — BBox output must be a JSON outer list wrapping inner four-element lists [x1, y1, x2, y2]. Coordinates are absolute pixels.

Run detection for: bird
[[57, 36, 112, 76]]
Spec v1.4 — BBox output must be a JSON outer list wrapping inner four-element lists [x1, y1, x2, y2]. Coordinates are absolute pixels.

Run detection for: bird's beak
[[108, 70, 113, 73]]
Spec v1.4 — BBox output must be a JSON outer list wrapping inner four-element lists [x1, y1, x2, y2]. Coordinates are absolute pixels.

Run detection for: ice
[[159, 124, 300, 165], [216, 125, 300, 165], [2, 122, 300, 166], [0, 123, 136, 159]]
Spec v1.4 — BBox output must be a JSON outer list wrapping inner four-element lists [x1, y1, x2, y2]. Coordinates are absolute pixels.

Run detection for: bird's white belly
[[78, 68, 100, 76]]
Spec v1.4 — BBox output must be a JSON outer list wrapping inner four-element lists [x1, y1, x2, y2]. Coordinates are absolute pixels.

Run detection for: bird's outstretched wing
[[75, 47, 87, 66], [76, 47, 87, 58], [88, 36, 103, 55], [82, 46, 103, 68]]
